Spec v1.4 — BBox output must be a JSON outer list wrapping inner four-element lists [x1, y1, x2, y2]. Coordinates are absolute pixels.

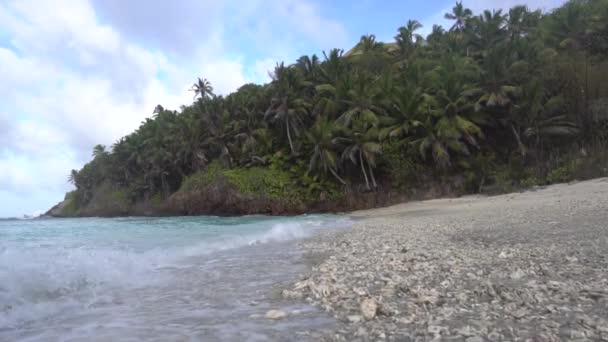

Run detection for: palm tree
[[306, 116, 346, 184], [395, 20, 423, 57], [412, 110, 480, 169], [190, 77, 214, 101], [92, 144, 107, 158], [68, 169, 78, 186], [348, 35, 392, 73], [265, 63, 311, 155], [427, 25, 447, 50], [337, 124, 382, 190], [469, 10, 507, 54], [380, 84, 426, 140], [475, 45, 519, 109], [444, 1, 473, 32], [506, 5, 534, 41], [318, 49, 346, 84], [351, 34, 384, 55], [514, 79, 578, 158], [295, 54, 321, 83], [411, 56, 485, 168], [336, 71, 384, 129]]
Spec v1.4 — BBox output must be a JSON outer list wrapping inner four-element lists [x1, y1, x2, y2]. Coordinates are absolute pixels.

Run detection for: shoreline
[[285, 178, 608, 341]]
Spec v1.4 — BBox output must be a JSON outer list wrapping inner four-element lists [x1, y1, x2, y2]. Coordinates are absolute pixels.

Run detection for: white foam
[[0, 216, 351, 330], [178, 220, 320, 258]]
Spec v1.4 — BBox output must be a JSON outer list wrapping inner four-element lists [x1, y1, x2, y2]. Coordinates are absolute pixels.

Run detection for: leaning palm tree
[[337, 124, 382, 190], [444, 1, 473, 32], [265, 63, 311, 155], [306, 116, 346, 184], [513, 79, 578, 157]]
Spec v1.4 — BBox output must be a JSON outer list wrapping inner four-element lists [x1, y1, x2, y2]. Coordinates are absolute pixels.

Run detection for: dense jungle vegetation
[[65, 0, 608, 213]]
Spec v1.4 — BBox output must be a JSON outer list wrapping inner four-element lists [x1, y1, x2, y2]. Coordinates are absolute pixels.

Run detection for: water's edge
[[0, 215, 352, 341]]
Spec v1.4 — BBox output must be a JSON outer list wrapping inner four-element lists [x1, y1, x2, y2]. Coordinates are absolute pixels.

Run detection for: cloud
[[91, 0, 225, 57], [0, 112, 15, 150], [0, 153, 78, 194], [252, 58, 281, 84], [0, 0, 348, 216]]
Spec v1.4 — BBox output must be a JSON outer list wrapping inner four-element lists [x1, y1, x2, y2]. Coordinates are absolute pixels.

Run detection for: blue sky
[[0, 0, 565, 217]]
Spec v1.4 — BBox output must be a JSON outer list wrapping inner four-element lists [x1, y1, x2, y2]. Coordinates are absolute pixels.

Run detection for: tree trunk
[[368, 161, 377, 189], [286, 116, 295, 155], [478, 175, 485, 194], [329, 167, 347, 185], [359, 149, 370, 190], [161, 173, 169, 198], [510, 123, 527, 157]]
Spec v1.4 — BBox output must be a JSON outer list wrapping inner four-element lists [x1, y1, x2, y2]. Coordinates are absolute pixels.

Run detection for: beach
[[3, 179, 607, 341], [287, 178, 608, 341]]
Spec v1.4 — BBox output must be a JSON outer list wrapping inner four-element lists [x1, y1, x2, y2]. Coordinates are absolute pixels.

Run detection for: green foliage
[[179, 161, 224, 192], [546, 160, 578, 184], [461, 153, 497, 193], [224, 167, 302, 203], [61, 0, 608, 213], [299, 172, 344, 202], [520, 175, 543, 188], [150, 193, 163, 208], [381, 140, 422, 188], [111, 190, 130, 209], [61, 191, 80, 216], [178, 158, 327, 204]]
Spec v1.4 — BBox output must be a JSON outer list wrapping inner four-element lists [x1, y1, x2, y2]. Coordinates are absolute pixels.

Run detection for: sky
[[0, 0, 566, 217]]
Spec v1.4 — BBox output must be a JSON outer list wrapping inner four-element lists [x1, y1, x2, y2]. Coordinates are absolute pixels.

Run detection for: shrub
[[150, 193, 163, 208], [179, 160, 321, 204], [179, 161, 224, 192], [224, 167, 299, 202], [61, 191, 80, 216], [111, 190, 130, 209], [546, 160, 577, 184], [381, 140, 422, 189]]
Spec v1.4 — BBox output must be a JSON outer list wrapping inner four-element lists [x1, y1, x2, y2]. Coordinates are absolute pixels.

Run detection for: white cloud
[[199, 59, 250, 96], [0, 153, 78, 194], [252, 58, 280, 84], [0, 0, 348, 216], [0, 0, 120, 58]]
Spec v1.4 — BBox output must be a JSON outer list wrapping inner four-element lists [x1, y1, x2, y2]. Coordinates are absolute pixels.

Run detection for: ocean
[[0, 215, 350, 341]]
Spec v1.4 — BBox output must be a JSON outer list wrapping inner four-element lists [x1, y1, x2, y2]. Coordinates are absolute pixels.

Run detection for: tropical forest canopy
[[67, 0, 608, 209]]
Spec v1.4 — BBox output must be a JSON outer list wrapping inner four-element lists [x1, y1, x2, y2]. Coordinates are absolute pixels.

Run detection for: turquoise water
[[0, 215, 350, 341]]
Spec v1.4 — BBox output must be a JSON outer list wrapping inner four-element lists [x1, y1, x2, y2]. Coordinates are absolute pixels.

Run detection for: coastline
[[286, 178, 608, 341]]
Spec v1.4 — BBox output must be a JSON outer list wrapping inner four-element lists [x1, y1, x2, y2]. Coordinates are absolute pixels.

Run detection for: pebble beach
[[286, 178, 608, 341]]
